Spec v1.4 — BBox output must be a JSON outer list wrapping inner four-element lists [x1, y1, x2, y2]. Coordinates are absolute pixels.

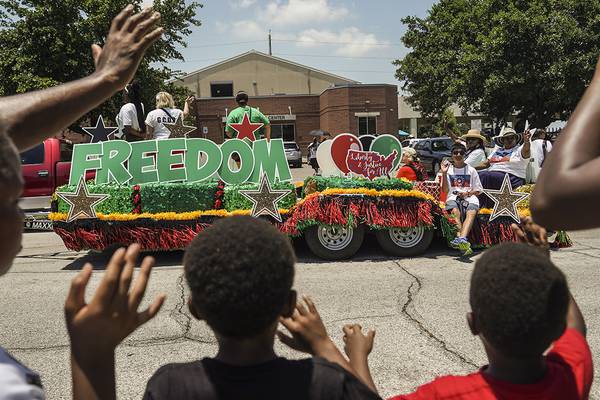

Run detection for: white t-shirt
[[145, 108, 184, 140], [487, 145, 530, 179], [464, 148, 487, 168], [445, 164, 483, 206], [0, 347, 45, 399], [116, 103, 144, 139], [530, 139, 552, 168]]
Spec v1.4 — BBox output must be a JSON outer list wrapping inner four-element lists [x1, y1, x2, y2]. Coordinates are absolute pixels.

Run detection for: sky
[[152, 0, 438, 87]]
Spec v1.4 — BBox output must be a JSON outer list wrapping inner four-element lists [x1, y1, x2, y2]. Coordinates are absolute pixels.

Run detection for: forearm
[[521, 141, 531, 158], [441, 173, 448, 193], [1, 73, 119, 151], [567, 292, 587, 337], [532, 64, 600, 229], [347, 355, 378, 393], [71, 352, 116, 400], [124, 126, 143, 138], [313, 340, 361, 384], [183, 102, 190, 118], [265, 125, 271, 141]]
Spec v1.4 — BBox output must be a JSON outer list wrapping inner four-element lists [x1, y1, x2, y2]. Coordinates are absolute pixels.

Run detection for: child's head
[[184, 216, 296, 339], [469, 242, 569, 358], [0, 134, 24, 276], [451, 143, 467, 164]]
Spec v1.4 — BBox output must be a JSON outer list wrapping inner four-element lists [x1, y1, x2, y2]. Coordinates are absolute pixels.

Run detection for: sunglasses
[[452, 151, 465, 156]]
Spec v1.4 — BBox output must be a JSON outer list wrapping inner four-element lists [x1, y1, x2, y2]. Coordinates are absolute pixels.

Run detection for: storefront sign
[[68, 138, 292, 186]]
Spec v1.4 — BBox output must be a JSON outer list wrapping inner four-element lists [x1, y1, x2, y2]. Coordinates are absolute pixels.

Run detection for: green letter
[[186, 138, 222, 183], [95, 141, 132, 184], [69, 143, 102, 185], [250, 138, 292, 183], [218, 139, 254, 185], [157, 138, 187, 183], [129, 140, 159, 184]]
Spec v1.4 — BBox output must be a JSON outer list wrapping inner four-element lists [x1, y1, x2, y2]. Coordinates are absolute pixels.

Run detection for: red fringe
[[54, 223, 211, 251]]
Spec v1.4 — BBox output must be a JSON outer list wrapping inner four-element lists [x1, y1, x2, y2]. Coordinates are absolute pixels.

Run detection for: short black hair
[[235, 91, 248, 104], [470, 243, 569, 358], [184, 216, 295, 338], [451, 142, 467, 153]]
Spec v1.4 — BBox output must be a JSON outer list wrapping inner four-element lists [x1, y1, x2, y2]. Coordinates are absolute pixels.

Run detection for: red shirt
[[390, 329, 593, 400], [396, 166, 418, 181]]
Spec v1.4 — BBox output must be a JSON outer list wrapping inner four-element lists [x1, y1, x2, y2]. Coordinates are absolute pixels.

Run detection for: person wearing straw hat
[[460, 129, 488, 169], [478, 127, 531, 195]]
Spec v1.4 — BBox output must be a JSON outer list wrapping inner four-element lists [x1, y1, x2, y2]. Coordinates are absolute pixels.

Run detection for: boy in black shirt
[[65, 216, 380, 400], [143, 216, 379, 399]]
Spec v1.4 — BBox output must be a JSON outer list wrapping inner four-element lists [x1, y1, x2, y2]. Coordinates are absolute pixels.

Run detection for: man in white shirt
[[441, 143, 484, 256], [528, 128, 553, 183]]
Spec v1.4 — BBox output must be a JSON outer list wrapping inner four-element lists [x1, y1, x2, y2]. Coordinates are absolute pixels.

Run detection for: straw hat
[[493, 127, 522, 147], [460, 129, 488, 145]]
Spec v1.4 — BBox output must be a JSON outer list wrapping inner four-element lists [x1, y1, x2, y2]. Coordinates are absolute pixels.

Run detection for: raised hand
[[65, 244, 166, 363], [343, 324, 375, 361], [523, 129, 532, 143], [91, 5, 164, 90], [441, 159, 450, 174], [278, 296, 333, 355], [511, 217, 550, 256]]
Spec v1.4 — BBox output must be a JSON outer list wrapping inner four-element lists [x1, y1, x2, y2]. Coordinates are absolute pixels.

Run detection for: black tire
[[376, 226, 434, 257], [305, 224, 365, 260], [295, 161, 302, 168]]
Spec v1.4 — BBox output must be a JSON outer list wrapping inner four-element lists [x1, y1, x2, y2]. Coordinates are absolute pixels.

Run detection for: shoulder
[[0, 347, 45, 399], [395, 372, 486, 399], [145, 361, 208, 396], [146, 109, 160, 118], [309, 358, 381, 399]]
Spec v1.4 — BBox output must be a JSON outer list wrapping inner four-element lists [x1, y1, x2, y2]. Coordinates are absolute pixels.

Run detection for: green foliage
[[395, 0, 600, 128], [303, 176, 413, 196], [56, 183, 132, 214], [0, 0, 201, 125], [224, 182, 297, 211], [139, 181, 216, 213]]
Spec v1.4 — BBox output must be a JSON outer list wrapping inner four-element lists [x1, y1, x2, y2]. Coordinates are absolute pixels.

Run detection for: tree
[[394, 0, 600, 129], [0, 0, 201, 126]]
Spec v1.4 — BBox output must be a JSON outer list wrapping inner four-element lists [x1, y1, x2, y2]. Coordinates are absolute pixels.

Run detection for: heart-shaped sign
[[330, 133, 362, 175]]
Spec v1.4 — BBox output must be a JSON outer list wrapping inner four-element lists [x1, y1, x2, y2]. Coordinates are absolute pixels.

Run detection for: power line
[[272, 38, 401, 47], [182, 40, 264, 49], [278, 53, 395, 60]]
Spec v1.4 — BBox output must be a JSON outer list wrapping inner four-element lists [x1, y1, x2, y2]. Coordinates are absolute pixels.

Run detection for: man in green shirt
[[226, 91, 271, 141]]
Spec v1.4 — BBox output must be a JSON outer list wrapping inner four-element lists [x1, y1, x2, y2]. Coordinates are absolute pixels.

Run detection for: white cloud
[[263, 0, 349, 27], [295, 27, 388, 56], [217, 20, 268, 41], [231, 0, 257, 8]]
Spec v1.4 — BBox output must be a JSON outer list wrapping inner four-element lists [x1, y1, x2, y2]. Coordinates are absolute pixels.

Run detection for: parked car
[[20, 138, 93, 218], [401, 138, 425, 148], [284, 141, 302, 168], [413, 137, 453, 177]]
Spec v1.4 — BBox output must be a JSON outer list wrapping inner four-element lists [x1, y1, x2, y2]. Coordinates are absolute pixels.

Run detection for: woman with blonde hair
[[145, 91, 194, 139], [396, 147, 428, 181]]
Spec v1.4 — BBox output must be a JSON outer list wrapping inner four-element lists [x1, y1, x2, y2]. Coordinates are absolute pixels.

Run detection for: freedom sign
[[68, 138, 293, 186]]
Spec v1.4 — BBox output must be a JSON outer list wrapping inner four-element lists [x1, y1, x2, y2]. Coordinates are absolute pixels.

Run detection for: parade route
[[2, 227, 599, 399]]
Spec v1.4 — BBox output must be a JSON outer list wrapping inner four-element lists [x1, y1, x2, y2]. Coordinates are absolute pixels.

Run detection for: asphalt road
[[2, 227, 600, 400]]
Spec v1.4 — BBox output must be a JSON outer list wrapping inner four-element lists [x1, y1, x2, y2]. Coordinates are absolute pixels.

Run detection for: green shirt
[[225, 106, 270, 140]]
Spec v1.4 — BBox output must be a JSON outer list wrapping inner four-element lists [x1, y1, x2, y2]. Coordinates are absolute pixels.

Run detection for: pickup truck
[[20, 138, 87, 229]]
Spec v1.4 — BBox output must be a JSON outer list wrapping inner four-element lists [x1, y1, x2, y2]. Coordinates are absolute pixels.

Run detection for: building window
[[271, 124, 295, 142], [211, 82, 233, 97], [358, 117, 377, 136]]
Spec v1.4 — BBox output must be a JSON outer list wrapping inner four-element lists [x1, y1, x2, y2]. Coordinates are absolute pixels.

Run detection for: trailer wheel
[[376, 226, 434, 257], [305, 224, 365, 260]]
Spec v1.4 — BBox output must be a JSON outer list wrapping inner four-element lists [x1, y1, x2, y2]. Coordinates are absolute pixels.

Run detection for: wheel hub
[[389, 226, 425, 248], [317, 225, 354, 251]]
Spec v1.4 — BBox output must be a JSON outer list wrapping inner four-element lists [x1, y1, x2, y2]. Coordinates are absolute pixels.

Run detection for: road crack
[[394, 260, 478, 369]]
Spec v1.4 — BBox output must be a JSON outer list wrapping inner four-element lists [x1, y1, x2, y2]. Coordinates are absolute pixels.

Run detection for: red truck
[[20, 138, 83, 229]]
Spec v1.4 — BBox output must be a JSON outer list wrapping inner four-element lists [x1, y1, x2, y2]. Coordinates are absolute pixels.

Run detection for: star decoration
[[82, 116, 118, 143], [483, 174, 530, 223], [56, 176, 109, 223], [229, 112, 264, 141], [165, 115, 197, 138], [239, 173, 292, 222]]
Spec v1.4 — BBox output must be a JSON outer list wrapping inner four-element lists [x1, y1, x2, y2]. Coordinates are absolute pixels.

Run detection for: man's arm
[[342, 324, 378, 393], [520, 130, 531, 159], [531, 57, 600, 230], [511, 218, 586, 337], [0, 6, 163, 151], [265, 124, 271, 141]]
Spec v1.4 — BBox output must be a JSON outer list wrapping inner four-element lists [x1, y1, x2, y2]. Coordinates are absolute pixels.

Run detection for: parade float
[[49, 116, 570, 260]]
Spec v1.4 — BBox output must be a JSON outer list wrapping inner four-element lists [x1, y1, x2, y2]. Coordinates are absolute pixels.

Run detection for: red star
[[229, 112, 264, 141]]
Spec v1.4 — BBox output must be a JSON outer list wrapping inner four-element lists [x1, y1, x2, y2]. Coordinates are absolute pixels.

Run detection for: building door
[[271, 123, 296, 141]]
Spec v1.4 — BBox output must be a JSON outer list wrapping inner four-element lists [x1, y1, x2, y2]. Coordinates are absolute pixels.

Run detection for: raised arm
[[531, 57, 600, 230], [0, 6, 163, 151]]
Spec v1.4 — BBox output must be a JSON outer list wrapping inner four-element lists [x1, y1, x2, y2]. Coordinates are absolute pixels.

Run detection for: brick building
[[175, 50, 399, 153]]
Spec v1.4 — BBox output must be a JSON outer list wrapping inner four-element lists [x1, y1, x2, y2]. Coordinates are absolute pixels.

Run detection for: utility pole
[[268, 29, 272, 55]]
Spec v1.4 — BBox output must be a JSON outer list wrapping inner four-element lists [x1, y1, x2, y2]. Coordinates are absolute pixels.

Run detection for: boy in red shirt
[[343, 219, 593, 400]]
